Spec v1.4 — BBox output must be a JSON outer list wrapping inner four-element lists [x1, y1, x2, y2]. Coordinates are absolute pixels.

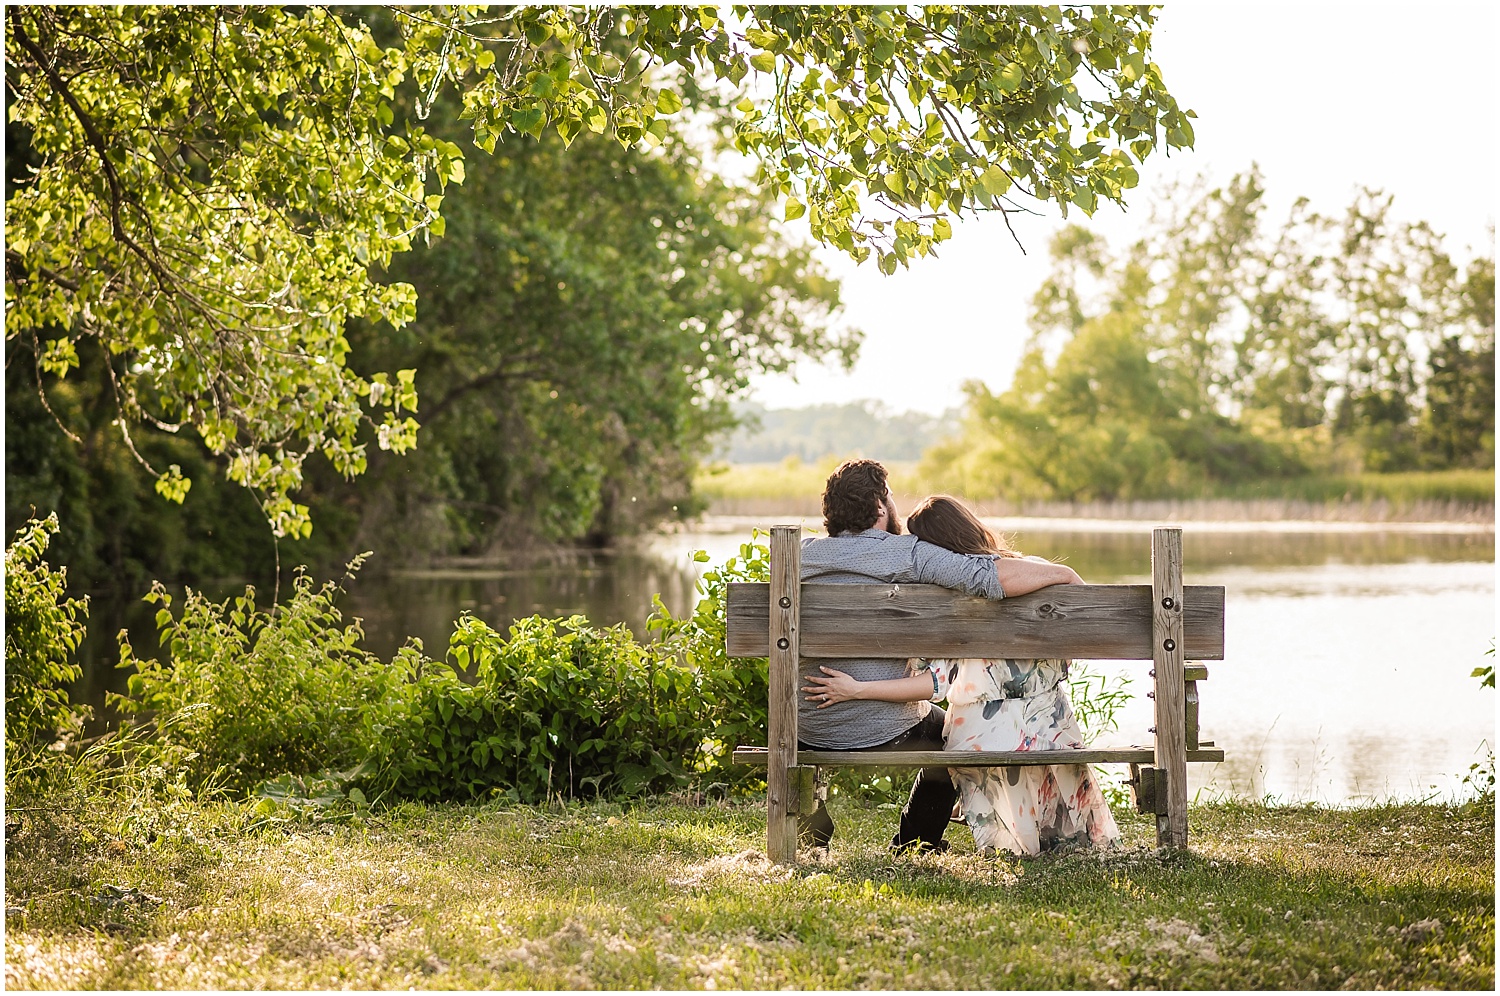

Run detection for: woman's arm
[[802, 665, 936, 708]]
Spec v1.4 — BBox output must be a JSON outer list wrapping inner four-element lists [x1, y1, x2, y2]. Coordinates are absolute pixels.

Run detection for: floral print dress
[[918, 657, 1120, 856]]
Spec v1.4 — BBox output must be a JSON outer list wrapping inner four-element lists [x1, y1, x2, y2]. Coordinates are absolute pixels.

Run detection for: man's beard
[[882, 496, 903, 535]]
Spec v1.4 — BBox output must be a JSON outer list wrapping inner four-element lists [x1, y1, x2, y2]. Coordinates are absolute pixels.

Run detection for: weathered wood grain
[[731, 746, 1227, 766], [1152, 527, 1189, 849], [765, 526, 800, 866], [725, 582, 1225, 660]]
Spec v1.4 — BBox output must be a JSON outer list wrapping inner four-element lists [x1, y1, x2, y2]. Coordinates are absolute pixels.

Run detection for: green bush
[[366, 613, 706, 802], [116, 565, 391, 793], [651, 536, 772, 784], [114, 550, 767, 804], [4, 515, 89, 780]]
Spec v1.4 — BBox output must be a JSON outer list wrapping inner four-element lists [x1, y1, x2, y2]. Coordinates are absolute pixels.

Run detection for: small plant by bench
[[728, 525, 1225, 864]]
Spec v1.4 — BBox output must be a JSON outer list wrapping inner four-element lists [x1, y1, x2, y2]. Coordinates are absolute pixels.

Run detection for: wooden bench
[[727, 525, 1226, 864]]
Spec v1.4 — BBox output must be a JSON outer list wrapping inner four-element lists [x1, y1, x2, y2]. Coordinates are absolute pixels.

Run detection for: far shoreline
[[689, 496, 1496, 534]]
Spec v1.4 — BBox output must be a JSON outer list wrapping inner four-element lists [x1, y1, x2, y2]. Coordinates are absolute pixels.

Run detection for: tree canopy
[[6, 5, 1193, 538]]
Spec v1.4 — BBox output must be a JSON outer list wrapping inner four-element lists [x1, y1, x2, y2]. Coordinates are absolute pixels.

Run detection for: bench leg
[[766, 525, 802, 865], [795, 765, 832, 848], [1152, 527, 1189, 849], [768, 762, 799, 865]]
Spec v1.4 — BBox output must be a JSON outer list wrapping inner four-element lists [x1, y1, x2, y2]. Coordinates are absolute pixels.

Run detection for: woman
[[801, 495, 1120, 856]]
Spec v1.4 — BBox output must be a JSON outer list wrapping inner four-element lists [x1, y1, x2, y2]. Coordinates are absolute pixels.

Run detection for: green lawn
[[5, 794, 1492, 989]]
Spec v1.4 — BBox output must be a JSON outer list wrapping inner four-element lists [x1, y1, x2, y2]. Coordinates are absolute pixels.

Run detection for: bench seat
[[731, 745, 1225, 766]]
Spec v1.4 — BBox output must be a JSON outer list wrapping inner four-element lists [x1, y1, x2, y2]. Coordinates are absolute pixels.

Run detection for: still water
[[75, 517, 1494, 804]]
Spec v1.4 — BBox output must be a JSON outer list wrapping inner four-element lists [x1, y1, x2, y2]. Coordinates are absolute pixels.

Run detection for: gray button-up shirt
[[796, 529, 1006, 749]]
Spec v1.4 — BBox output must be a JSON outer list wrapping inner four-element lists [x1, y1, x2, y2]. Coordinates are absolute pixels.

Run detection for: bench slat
[[731, 746, 1227, 766], [726, 583, 1225, 660]]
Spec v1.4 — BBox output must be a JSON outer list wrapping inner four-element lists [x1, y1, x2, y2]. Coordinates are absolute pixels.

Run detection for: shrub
[[366, 613, 705, 802], [115, 564, 389, 793], [117, 563, 723, 803], [650, 536, 772, 786], [4, 515, 89, 781]]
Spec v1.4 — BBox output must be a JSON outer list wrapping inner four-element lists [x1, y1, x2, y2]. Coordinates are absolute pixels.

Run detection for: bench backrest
[[726, 582, 1225, 660]]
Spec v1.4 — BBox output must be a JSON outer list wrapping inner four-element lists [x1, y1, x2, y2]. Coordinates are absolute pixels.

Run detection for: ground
[[4, 794, 1493, 989]]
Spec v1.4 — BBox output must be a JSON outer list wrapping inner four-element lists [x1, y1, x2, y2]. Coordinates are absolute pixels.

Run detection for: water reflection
[[71, 519, 1495, 804]]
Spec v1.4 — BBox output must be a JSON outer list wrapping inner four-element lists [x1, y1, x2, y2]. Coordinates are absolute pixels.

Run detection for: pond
[[73, 516, 1494, 805]]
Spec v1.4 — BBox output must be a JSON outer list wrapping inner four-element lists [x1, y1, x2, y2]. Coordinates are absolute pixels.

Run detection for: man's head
[[822, 459, 902, 536]]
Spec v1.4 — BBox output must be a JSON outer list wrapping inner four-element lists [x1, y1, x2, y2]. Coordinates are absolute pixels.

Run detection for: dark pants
[[798, 706, 957, 852]]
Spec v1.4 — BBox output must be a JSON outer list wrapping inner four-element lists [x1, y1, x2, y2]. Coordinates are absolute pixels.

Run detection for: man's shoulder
[[800, 530, 919, 580], [802, 531, 919, 553]]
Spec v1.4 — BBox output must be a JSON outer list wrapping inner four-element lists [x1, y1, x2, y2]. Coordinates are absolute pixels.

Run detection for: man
[[795, 459, 1081, 853]]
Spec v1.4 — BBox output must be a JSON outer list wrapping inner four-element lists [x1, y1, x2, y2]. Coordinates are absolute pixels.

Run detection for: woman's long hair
[[905, 495, 1022, 557]]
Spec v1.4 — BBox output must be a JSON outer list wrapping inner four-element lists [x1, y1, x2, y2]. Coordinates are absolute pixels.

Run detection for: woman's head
[[905, 495, 1017, 556]]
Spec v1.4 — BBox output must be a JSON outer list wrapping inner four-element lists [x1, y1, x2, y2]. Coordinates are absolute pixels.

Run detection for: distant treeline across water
[[713, 400, 959, 463]]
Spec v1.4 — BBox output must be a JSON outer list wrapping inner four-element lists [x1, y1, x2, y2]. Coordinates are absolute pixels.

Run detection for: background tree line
[[922, 169, 1495, 502], [714, 400, 959, 464]]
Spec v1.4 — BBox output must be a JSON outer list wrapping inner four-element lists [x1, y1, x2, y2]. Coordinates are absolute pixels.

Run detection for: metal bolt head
[[1161, 596, 1175, 610], [1163, 638, 1177, 653], [778, 595, 791, 609], [776, 637, 789, 650]]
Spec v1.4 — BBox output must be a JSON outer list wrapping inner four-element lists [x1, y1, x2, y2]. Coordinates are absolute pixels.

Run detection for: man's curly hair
[[822, 459, 890, 536]]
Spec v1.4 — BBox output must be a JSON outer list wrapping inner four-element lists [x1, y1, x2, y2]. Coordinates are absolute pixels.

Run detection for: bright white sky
[[747, 3, 1499, 416]]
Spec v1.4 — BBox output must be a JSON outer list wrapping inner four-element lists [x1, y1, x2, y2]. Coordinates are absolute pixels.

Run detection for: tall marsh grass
[[695, 460, 1494, 520]]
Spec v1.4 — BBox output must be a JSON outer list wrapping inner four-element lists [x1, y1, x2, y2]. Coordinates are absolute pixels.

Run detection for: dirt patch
[[668, 850, 798, 888]]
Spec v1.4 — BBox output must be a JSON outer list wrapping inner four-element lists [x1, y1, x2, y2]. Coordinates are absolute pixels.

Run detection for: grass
[[696, 457, 924, 502], [696, 460, 1494, 514], [5, 791, 1493, 989], [1212, 468, 1495, 506]]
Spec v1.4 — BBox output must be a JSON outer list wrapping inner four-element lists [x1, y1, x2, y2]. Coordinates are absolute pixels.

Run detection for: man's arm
[[993, 556, 1082, 596], [910, 539, 1083, 598], [909, 540, 1007, 597]]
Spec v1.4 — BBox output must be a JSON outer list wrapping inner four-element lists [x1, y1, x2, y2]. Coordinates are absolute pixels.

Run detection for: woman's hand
[[802, 666, 864, 708]]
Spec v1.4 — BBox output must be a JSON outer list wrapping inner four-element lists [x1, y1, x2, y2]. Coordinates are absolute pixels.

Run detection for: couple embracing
[[795, 459, 1120, 857]]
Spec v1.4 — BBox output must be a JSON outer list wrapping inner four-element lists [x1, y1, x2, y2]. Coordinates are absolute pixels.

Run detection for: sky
[[746, 4, 1499, 417]]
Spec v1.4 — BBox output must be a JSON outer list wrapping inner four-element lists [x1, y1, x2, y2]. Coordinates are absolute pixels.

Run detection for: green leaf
[[997, 62, 1026, 93], [784, 198, 806, 221], [154, 465, 192, 504], [655, 89, 684, 115], [749, 52, 776, 73], [979, 165, 1011, 197]]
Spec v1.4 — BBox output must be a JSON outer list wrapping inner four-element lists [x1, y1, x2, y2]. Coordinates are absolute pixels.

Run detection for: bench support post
[[1151, 527, 1189, 848], [766, 525, 802, 864]]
